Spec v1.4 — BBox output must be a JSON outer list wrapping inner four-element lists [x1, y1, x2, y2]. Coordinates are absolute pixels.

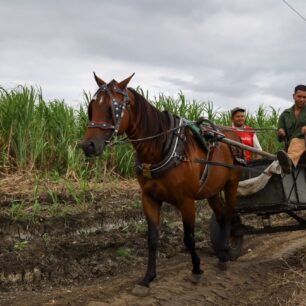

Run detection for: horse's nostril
[[80, 141, 96, 156], [88, 141, 95, 149]]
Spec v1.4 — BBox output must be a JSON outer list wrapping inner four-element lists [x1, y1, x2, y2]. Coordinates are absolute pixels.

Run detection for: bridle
[[87, 81, 130, 140], [87, 82, 188, 147]]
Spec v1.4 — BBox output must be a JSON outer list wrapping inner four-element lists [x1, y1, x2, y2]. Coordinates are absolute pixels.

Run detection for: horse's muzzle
[[81, 139, 106, 157]]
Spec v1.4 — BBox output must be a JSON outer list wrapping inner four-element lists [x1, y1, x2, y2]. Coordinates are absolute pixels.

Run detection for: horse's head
[[81, 73, 134, 157]]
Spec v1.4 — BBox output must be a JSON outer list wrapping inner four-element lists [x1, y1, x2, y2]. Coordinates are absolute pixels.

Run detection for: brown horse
[[81, 74, 242, 296]]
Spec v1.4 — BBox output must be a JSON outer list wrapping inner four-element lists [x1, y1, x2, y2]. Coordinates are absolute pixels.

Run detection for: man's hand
[[301, 126, 306, 135], [278, 128, 286, 138]]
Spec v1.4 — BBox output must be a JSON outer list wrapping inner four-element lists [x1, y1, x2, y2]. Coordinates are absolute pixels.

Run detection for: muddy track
[[1, 229, 306, 306], [1, 180, 306, 305]]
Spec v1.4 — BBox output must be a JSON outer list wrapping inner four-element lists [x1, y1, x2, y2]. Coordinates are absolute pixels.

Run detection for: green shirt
[[278, 105, 306, 146]]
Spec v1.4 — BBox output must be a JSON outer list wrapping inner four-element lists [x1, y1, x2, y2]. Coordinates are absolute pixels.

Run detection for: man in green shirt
[[277, 84, 306, 173]]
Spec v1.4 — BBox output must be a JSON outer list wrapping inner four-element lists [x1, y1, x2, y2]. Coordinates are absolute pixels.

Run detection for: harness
[[135, 118, 227, 193], [86, 82, 190, 180], [135, 115, 187, 178], [87, 81, 130, 140], [86, 83, 246, 189]]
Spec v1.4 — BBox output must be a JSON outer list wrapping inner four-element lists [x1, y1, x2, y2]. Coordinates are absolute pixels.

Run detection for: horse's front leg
[[180, 200, 203, 283], [132, 193, 161, 296]]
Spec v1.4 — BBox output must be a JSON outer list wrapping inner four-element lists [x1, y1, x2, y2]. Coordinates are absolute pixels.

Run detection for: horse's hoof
[[218, 261, 228, 271], [190, 273, 204, 284], [131, 284, 150, 297]]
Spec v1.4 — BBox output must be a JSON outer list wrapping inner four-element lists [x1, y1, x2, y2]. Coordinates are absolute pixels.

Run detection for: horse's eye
[[104, 106, 113, 120]]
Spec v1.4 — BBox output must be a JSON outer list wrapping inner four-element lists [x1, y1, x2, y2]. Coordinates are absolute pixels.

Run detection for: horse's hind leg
[[208, 194, 231, 267], [180, 200, 203, 283], [132, 194, 161, 296], [208, 175, 240, 269]]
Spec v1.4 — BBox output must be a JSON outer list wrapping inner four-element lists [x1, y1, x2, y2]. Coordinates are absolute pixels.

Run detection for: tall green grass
[[0, 85, 281, 179], [151, 93, 281, 154], [0, 86, 83, 175]]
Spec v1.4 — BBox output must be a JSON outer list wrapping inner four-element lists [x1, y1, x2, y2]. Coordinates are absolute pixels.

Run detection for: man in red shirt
[[231, 107, 262, 162]]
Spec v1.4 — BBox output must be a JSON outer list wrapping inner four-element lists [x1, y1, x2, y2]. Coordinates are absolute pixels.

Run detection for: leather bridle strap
[[88, 121, 115, 129], [87, 82, 130, 138]]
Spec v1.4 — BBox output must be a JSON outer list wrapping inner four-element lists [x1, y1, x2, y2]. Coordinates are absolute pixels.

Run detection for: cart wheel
[[210, 213, 244, 261]]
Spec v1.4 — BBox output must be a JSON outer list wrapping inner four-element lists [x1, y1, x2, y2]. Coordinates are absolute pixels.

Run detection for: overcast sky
[[0, 0, 305, 113]]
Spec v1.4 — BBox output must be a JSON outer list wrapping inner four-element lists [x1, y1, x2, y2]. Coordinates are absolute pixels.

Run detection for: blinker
[[87, 82, 130, 141]]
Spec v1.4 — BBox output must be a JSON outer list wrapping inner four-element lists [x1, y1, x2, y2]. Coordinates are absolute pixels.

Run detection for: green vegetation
[[14, 240, 29, 251], [0, 85, 281, 180], [9, 202, 27, 220], [0, 84, 284, 220], [115, 247, 132, 258]]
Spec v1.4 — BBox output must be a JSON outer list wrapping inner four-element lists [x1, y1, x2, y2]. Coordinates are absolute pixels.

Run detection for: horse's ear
[[93, 72, 106, 87], [118, 73, 135, 90]]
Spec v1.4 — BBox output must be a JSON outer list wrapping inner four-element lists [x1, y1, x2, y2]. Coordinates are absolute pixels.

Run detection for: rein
[[192, 159, 266, 174], [105, 119, 268, 174], [87, 87, 272, 175], [105, 123, 188, 147], [88, 82, 190, 148], [217, 126, 277, 133]]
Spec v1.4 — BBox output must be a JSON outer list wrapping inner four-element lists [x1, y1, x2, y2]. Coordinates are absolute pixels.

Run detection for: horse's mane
[[128, 88, 173, 152]]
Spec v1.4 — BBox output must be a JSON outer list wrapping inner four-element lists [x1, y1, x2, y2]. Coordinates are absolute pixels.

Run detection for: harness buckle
[[142, 163, 152, 179]]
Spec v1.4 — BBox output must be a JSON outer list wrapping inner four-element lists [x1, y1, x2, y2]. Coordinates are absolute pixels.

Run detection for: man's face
[[232, 111, 246, 128], [293, 90, 306, 108]]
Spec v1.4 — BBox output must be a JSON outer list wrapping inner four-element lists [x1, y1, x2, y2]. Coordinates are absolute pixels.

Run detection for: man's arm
[[253, 134, 262, 150], [253, 133, 262, 159], [278, 113, 286, 142]]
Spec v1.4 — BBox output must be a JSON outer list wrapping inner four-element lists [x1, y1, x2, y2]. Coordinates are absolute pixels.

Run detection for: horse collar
[[136, 116, 187, 179]]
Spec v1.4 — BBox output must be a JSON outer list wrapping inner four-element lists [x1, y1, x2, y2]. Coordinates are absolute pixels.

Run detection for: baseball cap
[[231, 107, 245, 117]]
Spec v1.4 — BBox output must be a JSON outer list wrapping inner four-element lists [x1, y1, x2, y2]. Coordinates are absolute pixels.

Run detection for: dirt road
[[1, 230, 306, 306], [1, 179, 306, 305]]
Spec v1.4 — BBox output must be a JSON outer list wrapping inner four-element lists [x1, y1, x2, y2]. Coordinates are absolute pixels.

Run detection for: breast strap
[[136, 115, 187, 178]]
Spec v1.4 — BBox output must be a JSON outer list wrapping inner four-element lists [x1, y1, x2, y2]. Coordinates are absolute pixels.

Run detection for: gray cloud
[[0, 0, 305, 112]]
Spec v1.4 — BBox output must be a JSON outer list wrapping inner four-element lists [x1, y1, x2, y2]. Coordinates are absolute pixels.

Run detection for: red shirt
[[233, 125, 254, 161]]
